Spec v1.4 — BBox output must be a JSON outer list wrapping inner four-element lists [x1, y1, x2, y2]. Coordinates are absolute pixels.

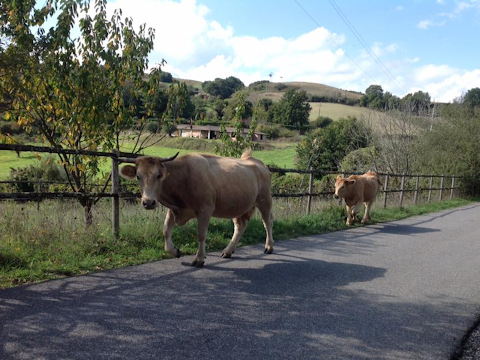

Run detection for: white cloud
[[396, 5, 404, 11], [103, 0, 479, 102], [417, 69, 480, 102], [417, 19, 446, 29], [436, 0, 446, 5]]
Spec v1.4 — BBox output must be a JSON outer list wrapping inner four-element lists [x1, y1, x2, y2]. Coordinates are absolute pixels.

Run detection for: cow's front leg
[[163, 209, 181, 258], [192, 214, 211, 268], [345, 205, 353, 225], [352, 203, 362, 222]]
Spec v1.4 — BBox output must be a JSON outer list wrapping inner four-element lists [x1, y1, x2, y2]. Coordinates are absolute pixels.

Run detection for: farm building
[[175, 125, 266, 142]]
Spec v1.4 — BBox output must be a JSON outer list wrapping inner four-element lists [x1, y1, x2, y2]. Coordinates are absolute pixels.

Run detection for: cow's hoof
[[221, 252, 232, 258], [191, 259, 205, 268], [175, 248, 182, 258], [264, 248, 273, 254]]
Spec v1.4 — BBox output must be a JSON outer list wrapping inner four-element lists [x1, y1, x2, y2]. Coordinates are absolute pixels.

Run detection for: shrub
[[8, 156, 67, 192], [146, 120, 159, 133]]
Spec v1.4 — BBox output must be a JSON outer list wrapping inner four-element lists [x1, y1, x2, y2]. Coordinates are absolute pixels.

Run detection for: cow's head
[[120, 153, 179, 210], [333, 176, 356, 199]]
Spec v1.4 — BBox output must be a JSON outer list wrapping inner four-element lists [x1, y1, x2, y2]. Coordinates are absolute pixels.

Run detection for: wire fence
[[0, 143, 462, 235]]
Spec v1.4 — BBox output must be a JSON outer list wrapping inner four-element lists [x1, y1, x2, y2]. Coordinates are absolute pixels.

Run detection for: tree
[[202, 76, 244, 99], [296, 117, 368, 174], [414, 103, 480, 195], [401, 91, 431, 115], [223, 92, 253, 123], [215, 92, 257, 158], [464, 88, 480, 108], [0, 0, 163, 224], [159, 71, 173, 83], [273, 89, 311, 130], [360, 85, 384, 109], [163, 81, 195, 122]]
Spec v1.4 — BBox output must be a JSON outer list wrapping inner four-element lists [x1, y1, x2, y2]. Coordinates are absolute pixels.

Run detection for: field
[[308, 102, 375, 121], [0, 140, 298, 179]]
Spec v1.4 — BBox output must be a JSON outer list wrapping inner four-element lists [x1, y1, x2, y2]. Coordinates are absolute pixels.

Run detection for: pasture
[[308, 102, 375, 121], [0, 141, 298, 180]]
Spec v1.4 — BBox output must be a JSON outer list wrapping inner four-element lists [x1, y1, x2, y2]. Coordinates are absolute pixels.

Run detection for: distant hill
[[246, 81, 362, 104]]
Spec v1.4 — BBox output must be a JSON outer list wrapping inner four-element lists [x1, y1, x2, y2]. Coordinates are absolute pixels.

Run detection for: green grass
[[309, 102, 376, 121], [0, 151, 41, 179], [0, 197, 476, 288], [253, 145, 297, 168], [0, 140, 299, 179]]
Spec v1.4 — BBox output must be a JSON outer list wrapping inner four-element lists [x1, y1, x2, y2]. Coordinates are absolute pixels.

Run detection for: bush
[[146, 120, 159, 133], [274, 83, 287, 91], [8, 156, 67, 192], [311, 116, 333, 129], [341, 147, 377, 173], [159, 71, 173, 83]]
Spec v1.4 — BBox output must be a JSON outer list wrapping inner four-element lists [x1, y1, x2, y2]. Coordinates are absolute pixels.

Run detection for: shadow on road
[[0, 248, 472, 360]]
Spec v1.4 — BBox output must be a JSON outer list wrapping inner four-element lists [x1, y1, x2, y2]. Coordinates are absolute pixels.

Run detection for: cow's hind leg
[[164, 209, 181, 258], [361, 200, 374, 224], [192, 214, 211, 268], [221, 208, 254, 258], [257, 202, 274, 254]]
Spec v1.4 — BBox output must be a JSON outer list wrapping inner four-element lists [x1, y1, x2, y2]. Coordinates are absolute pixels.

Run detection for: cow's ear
[[347, 179, 356, 185], [120, 165, 137, 180], [158, 166, 167, 181]]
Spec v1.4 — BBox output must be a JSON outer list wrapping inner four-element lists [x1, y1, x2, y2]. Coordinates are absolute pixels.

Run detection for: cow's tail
[[241, 149, 253, 159]]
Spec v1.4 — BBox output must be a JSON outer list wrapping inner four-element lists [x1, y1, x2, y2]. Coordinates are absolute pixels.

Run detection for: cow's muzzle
[[333, 194, 339, 200], [142, 199, 157, 210]]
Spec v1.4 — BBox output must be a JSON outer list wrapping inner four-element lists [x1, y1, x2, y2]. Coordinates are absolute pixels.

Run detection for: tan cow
[[333, 171, 382, 225], [120, 149, 274, 267]]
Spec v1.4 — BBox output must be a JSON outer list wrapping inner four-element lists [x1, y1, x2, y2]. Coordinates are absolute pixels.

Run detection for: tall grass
[[0, 196, 475, 288]]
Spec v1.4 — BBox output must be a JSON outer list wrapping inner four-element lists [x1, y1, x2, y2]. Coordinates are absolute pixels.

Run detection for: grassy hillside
[[308, 102, 376, 121], [248, 81, 362, 103]]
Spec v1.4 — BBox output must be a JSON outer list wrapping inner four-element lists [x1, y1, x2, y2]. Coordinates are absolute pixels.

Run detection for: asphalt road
[[1, 203, 480, 360]]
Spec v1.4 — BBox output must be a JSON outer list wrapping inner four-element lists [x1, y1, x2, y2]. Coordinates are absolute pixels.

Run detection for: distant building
[[175, 125, 266, 142]]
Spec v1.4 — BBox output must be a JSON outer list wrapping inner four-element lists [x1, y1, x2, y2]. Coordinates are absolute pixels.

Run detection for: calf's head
[[333, 176, 356, 199], [120, 153, 179, 210]]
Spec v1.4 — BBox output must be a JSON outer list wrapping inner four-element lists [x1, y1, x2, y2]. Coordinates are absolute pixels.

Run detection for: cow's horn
[[161, 152, 179, 163]]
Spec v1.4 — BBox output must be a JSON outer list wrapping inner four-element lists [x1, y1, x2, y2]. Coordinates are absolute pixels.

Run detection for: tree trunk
[[84, 199, 94, 226]]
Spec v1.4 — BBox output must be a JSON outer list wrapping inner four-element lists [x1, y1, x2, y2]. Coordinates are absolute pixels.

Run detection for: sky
[[103, 0, 480, 102]]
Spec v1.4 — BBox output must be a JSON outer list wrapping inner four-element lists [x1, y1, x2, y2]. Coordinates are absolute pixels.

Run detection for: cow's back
[[168, 153, 270, 219], [361, 172, 381, 202]]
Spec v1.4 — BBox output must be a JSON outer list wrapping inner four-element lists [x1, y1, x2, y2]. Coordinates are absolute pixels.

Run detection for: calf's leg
[[345, 205, 354, 225]]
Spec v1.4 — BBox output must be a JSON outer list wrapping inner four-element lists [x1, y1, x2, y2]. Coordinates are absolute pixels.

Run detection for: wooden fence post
[[428, 176, 433, 203], [399, 173, 405, 208], [414, 175, 420, 205], [112, 154, 120, 238], [306, 168, 313, 215], [338, 171, 345, 206], [36, 180, 42, 211], [383, 174, 389, 208], [439, 175, 444, 201], [450, 175, 455, 200]]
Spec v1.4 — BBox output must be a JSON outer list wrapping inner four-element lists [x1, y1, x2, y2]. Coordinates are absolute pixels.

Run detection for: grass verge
[[0, 197, 476, 289]]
